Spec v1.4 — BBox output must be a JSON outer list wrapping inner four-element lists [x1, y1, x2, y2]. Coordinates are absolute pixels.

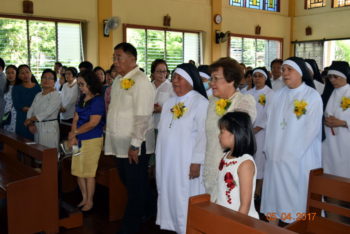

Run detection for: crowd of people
[[0, 41, 349, 234]]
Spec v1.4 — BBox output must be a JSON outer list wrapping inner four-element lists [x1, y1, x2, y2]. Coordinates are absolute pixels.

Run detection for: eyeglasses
[[78, 82, 86, 87], [210, 77, 225, 83]]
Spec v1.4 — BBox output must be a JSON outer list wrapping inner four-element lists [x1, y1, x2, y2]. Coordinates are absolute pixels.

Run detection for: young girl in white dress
[[215, 111, 259, 219]]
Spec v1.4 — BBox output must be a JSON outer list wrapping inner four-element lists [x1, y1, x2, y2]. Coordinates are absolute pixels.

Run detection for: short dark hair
[[78, 70, 102, 95], [114, 42, 137, 59], [270, 58, 283, 68], [151, 59, 169, 75], [55, 62, 62, 67], [66, 67, 78, 77], [210, 57, 243, 89], [42, 69, 57, 82], [93, 66, 106, 75], [0, 58, 5, 70], [218, 112, 256, 157], [79, 61, 93, 71]]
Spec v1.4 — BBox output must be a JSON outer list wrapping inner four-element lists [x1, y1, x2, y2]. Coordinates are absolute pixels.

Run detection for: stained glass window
[[229, 0, 279, 12], [333, 0, 350, 8], [305, 0, 326, 9]]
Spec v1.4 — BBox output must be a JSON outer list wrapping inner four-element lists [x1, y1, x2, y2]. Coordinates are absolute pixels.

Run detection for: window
[[294, 41, 324, 68], [125, 25, 201, 74], [294, 39, 350, 69], [229, 35, 282, 68], [229, 0, 280, 12], [0, 16, 84, 79], [332, 0, 350, 8], [305, 0, 326, 9]]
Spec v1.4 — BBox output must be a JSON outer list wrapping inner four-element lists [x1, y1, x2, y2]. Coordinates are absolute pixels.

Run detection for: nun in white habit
[[261, 57, 323, 224], [247, 67, 273, 195], [305, 59, 325, 95], [322, 61, 350, 179], [156, 63, 208, 234]]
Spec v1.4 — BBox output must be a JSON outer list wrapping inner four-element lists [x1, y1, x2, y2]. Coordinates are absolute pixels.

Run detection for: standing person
[[239, 70, 254, 94], [104, 42, 155, 234], [305, 59, 325, 95], [261, 57, 322, 225], [204, 57, 256, 202], [247, 67, 273, 199], [3, 65, 18, 132], [270, 59, 285, 91], [146, 59, 174, 178], [24, 69, 61, 149], [215, 112, 259, 219], [12, 65, 41, 140], [0, 58, 7, 125], [54, 62, 63, 91], [322, 61, 350, 178], [198, 65, 213, 97], [60, 67, 79, 124], [78, 61, 93, 72], [69, 70, 105, 212], [156, 63, 208, 234]]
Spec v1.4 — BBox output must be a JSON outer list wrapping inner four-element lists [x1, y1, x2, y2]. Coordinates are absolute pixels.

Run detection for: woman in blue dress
[[12, 65, 41, 140]]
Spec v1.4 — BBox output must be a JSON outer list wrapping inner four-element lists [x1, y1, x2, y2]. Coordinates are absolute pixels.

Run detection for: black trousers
[[115, 142, 150, 234]]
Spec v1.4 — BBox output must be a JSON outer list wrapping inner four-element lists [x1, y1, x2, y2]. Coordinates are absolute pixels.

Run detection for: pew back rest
[[187, 194, 296, 234], [306, 168, 350, 218]]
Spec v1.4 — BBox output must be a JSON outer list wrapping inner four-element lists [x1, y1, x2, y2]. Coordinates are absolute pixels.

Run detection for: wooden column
[[288, 0, 295, 57], [98, 0, 113, 69], [211, 0, 222, 62]]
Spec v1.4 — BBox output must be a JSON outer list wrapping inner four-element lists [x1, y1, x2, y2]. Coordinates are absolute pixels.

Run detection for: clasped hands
[[325, 115, 347, 128]]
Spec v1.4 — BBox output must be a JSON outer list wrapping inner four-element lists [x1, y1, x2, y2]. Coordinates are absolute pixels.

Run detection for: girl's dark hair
[[16, 64, 38, 85], [151, 59, 169, 76], [218, 112, 256, 157], [5, 65, 18, 93], [41, 69, 57, 82], [66, 67, 78, 77], [78, 70, 102, 95]]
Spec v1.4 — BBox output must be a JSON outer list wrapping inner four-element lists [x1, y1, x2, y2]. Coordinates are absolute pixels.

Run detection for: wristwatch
[[130, 145, 139, 151]]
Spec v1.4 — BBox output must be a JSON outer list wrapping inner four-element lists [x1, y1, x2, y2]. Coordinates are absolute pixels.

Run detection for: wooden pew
[[187, 194, 296, 234], [285, 168, 350, 234], [61, 153, 127, 221], [0, 129, 59, 234], [59, 123, 127, 221], [0, 129, 83, 234]]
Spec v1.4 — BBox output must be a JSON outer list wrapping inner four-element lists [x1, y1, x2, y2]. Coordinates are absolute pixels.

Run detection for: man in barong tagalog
[[104, 42, 155, 234], [156, 63, 208, 234]]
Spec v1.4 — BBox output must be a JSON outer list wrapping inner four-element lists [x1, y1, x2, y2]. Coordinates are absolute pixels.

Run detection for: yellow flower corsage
[[171, 102, 188, 119], [215, 99, 232, 116], [258, 94, 266, 106], [340, 96, 350, 111], [120, 78, 135, 90], [294, 99, 308, 119]]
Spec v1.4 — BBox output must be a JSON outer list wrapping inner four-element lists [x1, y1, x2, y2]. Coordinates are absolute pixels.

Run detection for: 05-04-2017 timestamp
[[266, 212, 316, 222]]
